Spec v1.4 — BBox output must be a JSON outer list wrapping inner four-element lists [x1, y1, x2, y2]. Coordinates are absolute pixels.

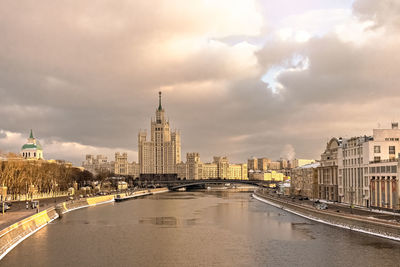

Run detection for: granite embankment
[[0, 207, 59, 260], [0, 188, 169, 260], [253, 190, 400, 241]]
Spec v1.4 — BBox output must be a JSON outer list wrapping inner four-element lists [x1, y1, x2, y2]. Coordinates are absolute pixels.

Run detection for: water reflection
[[139, 216, 197, 227]]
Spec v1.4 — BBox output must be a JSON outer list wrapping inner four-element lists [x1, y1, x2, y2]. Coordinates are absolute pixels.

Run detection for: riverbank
[[253, 190, 400, 242], [0, 187, 169, 260]]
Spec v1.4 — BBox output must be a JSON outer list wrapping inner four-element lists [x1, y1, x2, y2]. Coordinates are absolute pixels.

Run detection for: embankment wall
[[0, 208, 58, 260], [0, 187, 170, 260], [254, 192, 400, 241]]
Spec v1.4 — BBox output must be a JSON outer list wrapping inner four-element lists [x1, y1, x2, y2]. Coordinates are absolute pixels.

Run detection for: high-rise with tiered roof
[[138, 92, 181, 174]]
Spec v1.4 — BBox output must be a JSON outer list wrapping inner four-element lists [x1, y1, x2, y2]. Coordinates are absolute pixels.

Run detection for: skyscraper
[[138, 92, 181, 174]]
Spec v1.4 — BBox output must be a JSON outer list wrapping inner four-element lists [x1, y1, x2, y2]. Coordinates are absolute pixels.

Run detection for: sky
[[1, 0, 400, 165]]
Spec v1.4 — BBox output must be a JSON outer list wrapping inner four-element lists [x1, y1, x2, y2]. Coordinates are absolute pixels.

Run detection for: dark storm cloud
[[1, 0, 400, 165]]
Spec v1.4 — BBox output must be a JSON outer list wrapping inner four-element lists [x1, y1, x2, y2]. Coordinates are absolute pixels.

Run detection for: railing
[[7, 191, 70, 202]]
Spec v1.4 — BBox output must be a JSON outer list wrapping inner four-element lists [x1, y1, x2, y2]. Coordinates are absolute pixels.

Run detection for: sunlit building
[[318, 138, 340, 202], [21, 130, 43, 160], [138, 92, 181, 174], [338, 123, 400, 207]]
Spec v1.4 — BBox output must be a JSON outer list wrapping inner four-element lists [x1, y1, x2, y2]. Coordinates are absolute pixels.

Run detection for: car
[[315, 203, 328, 210], [303, 197, 309, 200], [0, 203, 10, 211]]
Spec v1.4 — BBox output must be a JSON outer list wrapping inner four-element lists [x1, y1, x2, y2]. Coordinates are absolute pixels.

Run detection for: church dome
[[21, 130, 43, 160]]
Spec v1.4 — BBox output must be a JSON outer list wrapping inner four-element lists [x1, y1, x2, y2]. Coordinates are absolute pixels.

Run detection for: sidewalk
[[0, 210, 36, 230], [0, 195, 70, 231]]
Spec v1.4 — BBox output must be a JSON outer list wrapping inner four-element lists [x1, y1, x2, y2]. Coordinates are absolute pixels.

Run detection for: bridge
[[147, 179, 278, 191]]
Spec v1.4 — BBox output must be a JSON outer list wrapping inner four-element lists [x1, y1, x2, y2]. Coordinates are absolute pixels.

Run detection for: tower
[[138, 92, 181, 174], [21, 129, 44, 160]]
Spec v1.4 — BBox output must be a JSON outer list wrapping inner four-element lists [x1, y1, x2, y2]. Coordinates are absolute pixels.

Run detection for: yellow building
[[252, 171, 284, 181], [228, 164, 248, 180], [202, 163, 218, 179]]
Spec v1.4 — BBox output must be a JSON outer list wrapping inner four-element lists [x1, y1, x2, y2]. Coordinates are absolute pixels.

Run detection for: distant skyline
[[1, 0, 400, 165]]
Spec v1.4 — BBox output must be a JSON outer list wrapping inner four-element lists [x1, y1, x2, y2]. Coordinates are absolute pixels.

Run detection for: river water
[[2, 191, 400, 267]]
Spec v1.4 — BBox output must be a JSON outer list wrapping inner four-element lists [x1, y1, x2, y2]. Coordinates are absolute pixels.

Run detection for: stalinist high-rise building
[[138, 92, 181, 174]]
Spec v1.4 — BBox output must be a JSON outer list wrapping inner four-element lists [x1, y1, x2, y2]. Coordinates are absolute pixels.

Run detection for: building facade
[[291, 159, 316, 168], [138, 92, 181, 174], [338, 123, 400, 207], [114, 152, 128, 175], [82, 154, 114, 175], [257, 158, 270, 171], [318, 138, 340, 202], [248, 157, 258, 171], [368, 159, 400, 211], [290, 162, 320, 199], [21, 130, 43, 160], [176, 153, 247, 180]]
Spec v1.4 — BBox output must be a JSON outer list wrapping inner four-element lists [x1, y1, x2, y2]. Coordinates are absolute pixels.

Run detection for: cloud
[[0, 129, 137, 164], [1, 0, 400, 166]]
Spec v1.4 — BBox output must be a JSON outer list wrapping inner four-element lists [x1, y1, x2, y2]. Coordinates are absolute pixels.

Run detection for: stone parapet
[[254, 191, 400, 241], [0, 207, 58, 260]]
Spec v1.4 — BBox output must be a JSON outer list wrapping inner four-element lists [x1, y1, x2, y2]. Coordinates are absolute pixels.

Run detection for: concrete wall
[[254, 191, 400, 240], [0, 187, 169, 260], [0, 207, 58, 260]]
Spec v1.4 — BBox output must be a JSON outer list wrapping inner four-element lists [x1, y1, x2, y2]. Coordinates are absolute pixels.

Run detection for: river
[[2, 191, 400, 267]]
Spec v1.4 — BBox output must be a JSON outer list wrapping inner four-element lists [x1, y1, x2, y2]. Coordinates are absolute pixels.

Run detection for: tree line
[[0, 153, 94, 195]]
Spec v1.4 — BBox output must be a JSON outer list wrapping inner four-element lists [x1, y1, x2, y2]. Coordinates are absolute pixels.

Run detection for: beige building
[[291, 159, 316, 168], [82, 154, 114, 175], [267, 161, 281, 170], [279, 159, 289, 169], [176, 162, 187, 179], [290, 162, 320, 199], [128, 162, 140, 178], [338, 123, 400, 206], [138, 92, 181, 174], [368, 160, 399, 211], [257, 158, 270, 171], [248, 157, 258, 171], [213, 156, 229, 179], [114, 152, 128, 175], [114, 152, 140, 177], [177, 153, 247, 180], [318, 138, 340, 202], [187, 153, 202, 180]]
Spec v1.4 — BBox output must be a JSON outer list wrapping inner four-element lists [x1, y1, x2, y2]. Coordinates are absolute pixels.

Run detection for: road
[[265, 189, 400, 223]]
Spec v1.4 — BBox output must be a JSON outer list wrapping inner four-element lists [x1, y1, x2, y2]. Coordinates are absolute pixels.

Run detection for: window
[[374, 156, 381, 162], [391, 166, 397, 173], [374, 146, 381, 153], [389, 146, 396, 155]]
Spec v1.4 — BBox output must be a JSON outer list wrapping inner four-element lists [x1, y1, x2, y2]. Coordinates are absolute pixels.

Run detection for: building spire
[[29, 129, 34, 139], [158, 91, 162, 111]]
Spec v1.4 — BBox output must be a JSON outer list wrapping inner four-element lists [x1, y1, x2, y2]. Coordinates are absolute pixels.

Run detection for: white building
[[338, 123, 400, 207], [21, 130, 43, 160]]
